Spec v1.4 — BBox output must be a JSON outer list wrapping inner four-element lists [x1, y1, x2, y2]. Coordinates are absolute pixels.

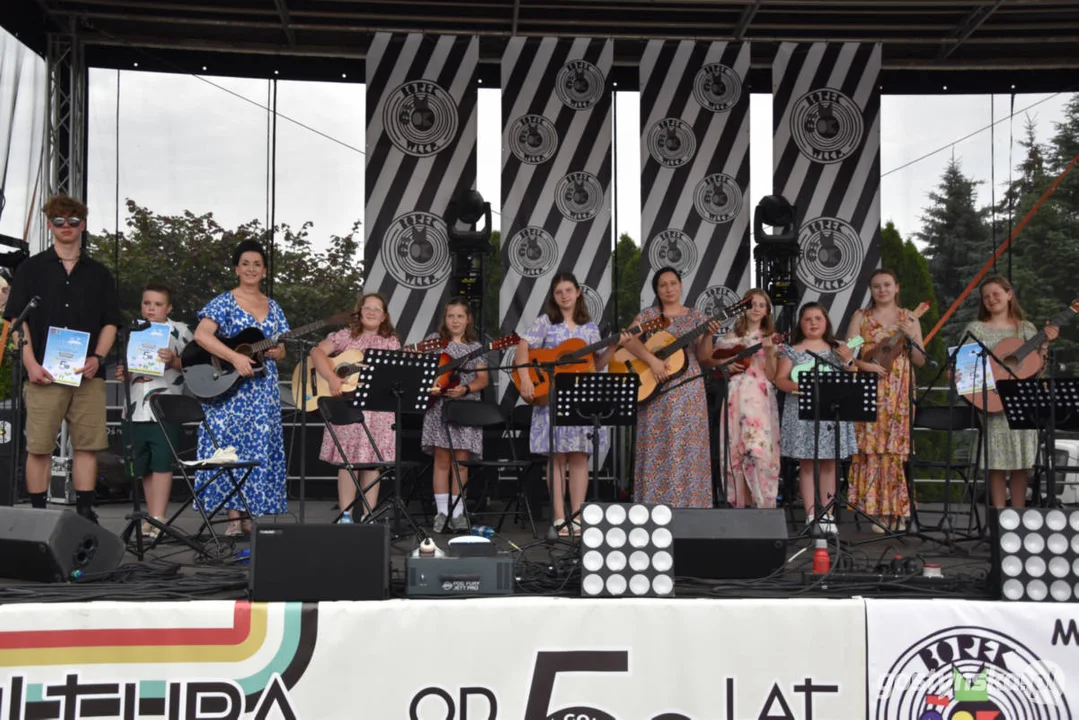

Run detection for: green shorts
[[132, 421, 179, 478]]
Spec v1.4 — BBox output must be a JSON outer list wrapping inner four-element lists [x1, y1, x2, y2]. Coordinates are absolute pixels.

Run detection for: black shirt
[[3, 246, 122, 365]]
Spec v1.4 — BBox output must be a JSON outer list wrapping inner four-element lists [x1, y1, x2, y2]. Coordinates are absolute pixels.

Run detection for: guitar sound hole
[[1004, 356, 1019, 369]]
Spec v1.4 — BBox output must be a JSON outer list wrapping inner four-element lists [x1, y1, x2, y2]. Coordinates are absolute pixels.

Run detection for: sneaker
[[448, 514, 469, 532], [77, 507, 99, 525], [338, 511, 354, 525], [820, 514, 839, 536], [432, 513, 448, 533]]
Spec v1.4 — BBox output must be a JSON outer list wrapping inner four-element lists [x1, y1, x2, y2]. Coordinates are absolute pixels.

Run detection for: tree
[[483, 230, 501, 339], [613, 233, 642, 331]]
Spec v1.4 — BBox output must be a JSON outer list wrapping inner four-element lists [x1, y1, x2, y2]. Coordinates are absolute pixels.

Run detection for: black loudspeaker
[[0, 507, 125, 582], [672, 508, 787, 580], [250, 523, 390, 601]]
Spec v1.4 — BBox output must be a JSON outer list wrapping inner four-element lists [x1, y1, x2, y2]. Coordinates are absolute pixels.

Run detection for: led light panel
[[579, 502, 675, 598], [992, 507, 1079, 602]]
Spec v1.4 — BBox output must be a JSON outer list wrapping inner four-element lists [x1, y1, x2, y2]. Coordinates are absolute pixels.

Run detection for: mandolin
[[513, 316, 671, 406], [788, 336, 866, 383], [610, 299, 752, 403], [711, 333, 788, 378], [861, 302, 931, 371], [430, 333, 520, 405]]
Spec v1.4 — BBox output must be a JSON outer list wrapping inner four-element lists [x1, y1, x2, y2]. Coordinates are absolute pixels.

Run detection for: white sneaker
[[820, 514, 839, 536]]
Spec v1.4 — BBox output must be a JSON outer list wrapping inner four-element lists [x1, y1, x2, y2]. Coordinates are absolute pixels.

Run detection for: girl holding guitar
[[193, 240, 289, 537], [714, 289, 781, 509], [966, 274, 1058, 509], [423, 298, 489, 533], [774, 303, 857, 535], [514, 272, 622, 536], [845, 269, 925, 532], [311, 292, 400, 523]]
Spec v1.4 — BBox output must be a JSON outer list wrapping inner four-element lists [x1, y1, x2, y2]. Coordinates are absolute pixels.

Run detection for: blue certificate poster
[[949, 342, 995, 396], [43, 326, 90, 387], [127, 322, 170, 377]]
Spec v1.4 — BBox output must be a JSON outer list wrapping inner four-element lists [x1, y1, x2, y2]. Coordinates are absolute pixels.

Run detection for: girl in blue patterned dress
[[192, 240, 289, 538], [513, 272, 621, 536]]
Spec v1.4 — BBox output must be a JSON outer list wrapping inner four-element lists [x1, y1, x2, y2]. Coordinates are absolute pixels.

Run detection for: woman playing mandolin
[[845, 269, 925, 533], [192, 240, 288, 537]]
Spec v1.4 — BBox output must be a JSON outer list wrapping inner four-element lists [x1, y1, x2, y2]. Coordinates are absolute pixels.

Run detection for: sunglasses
[[51, 217, 84, 228]]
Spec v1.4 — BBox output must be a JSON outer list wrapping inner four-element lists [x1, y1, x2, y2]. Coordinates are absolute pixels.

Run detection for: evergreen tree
[[613, 233, 642, 331], [879, 221, 945, 383]]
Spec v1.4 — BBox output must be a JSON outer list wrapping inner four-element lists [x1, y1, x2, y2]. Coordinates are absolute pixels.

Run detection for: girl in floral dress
[[715, 289, 781, 509], [311, 293, 400, 522]]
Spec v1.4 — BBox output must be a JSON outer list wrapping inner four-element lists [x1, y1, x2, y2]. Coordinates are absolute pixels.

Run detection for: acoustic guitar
[[711, 333, 788, 379], [861, 302, 931, 371], [611, 299, 752, 403], [182, 311, 353, 401], [290, 336, 445, 413], [961, 298, 1079, 413], [430, 333, 520, 405], [788, 336, 866, 383], [513, 316, 671, 406]]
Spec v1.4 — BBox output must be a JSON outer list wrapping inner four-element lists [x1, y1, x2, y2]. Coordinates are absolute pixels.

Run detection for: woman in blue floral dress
[[192, 240, 289, 537]]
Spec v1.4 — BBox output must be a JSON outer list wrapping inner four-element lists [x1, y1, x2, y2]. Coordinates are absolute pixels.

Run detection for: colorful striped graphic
[[364, 33, 478, 344], [498, 37, 613, 401], [772, 42, 882, 330], [639, 40, 752, 322]]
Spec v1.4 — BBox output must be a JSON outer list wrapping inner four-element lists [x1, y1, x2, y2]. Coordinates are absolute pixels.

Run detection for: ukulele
[[788, 336, 866, 383], [711, 333, 788, 378], [291, 336, 445, 412], [861, 302, 931, 371], [429, 333, 520, 404], [610, 299, 752, 403], [513, 316, 671, 406]]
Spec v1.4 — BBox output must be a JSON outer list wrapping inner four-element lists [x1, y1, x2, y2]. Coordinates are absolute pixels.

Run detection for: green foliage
[[484, 231, 502, 339], [613, 233, 642, 330]]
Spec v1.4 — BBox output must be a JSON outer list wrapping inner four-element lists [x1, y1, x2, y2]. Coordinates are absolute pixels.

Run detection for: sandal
[[225, 520, 245, 538]]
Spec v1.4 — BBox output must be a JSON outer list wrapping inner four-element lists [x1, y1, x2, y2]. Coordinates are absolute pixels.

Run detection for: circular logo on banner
[[693, 173, 742, 224], [693, 62, 742, 112], [556, 59, 605, 110], [797, 217, 863, 293], [509, 114, 559, 165], [581, 284, 605, 325], [381, 212, 452, 289], [383, 80, 458, 157], [555, 172, 604, 222], [508, 226, 559, 278], [694, 286, 742, 333], [790, 88, 864, 164], [647, 229, 698, 277], [647, 118, 697, 168], [874, 626, 1070, 720]]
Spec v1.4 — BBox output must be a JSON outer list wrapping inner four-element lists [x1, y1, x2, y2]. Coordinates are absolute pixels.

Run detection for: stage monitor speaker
[[671, 508, 787, 580], [250, 523, 390, 601], [0, 507, 125, 582]]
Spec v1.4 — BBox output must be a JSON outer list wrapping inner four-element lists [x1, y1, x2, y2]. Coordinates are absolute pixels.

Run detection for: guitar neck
[[566, 326, 643, 360], [657, 312, 729, 359], [447, 344, 488, 372], [249, 318, 327, 354], [1012, 307, 1074, 362]]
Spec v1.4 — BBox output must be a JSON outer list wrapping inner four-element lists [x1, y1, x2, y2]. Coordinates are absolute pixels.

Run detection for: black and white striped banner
[[498, 37, 613, 398], [639, 41, 751, 319], [772, 42, 881, 330], [363, 33, 478, 344]]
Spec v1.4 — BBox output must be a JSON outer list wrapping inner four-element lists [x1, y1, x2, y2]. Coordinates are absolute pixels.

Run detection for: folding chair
[[911, 403, 982, 535], [444, 400, 538, 537]]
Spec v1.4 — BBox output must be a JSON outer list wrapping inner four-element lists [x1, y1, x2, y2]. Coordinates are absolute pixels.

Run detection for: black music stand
[[351, 348, 439, 539], [798, 370, 879, 536], [997, 377, 1079, 507]]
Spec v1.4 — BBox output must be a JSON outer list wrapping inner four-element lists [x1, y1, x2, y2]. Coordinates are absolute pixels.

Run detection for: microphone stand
[[6, 302, 36, 507], [285, 337, 317, 523]]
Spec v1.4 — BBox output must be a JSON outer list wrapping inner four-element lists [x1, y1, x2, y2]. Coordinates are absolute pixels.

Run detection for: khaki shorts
[[25, 378, 108, 454]]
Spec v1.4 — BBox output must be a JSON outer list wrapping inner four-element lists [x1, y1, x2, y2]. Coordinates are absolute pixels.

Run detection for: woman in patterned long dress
[[514, 272, 622, 536], [621, 266, 717, 508], [423, 298, 488, 533], [311, 292, 400, 522], [193, 240, 289, 538], [774, 302, 857, 536], [846, 269, 926, 532], [715, 289, 781, 508], [965, 275, 1058, 508]]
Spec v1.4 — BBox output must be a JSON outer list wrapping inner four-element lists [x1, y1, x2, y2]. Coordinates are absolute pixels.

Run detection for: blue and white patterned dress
[[521, 315, 610, 456], [196, 291, 289, 517]]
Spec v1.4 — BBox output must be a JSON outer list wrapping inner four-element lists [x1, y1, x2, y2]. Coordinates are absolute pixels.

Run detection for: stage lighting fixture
[[445, 189, 492, 253], [753, 195, 799, 307], [579, 502, 675, 598], [992, 507, 1079, 602]]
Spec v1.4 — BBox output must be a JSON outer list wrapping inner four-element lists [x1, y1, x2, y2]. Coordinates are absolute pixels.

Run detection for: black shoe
[[76, 507, 99, 524]]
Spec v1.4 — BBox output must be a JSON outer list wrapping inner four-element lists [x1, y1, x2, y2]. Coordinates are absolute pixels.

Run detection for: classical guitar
[[430, 333, 520, 405], [182, 311, 353, 401], [611, 299, 752, 403], [290, 337, 445, 413], [861, 302, 931, 371], [788, 336, 866, 383], [961, 298, 1079, 413], [711, 333, 788, 379], [513, 316, 671, 406]]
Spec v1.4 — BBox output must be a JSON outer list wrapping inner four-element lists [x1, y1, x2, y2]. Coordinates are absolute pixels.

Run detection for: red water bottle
[[812, 539, 831, 574]]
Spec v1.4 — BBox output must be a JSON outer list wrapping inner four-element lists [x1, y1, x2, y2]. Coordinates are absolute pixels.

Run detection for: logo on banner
[[382, 212, 452, 289], [790, 88, 864, 164], [508, 226, 559, 278], [647, 230, 698, 277], [383, 80, 459, 157], [647, 118, 697, 168], [693, 173, 742, 224], [581, 285, 605, 326], [874, 626, 1070, 720], [693, 62, 742, 112], [509, 114, 559, 165], [555, 172, 604, 222], [797, 217, 863, 293], [695, 286, 742, 333], [556, 59, 605, 110]]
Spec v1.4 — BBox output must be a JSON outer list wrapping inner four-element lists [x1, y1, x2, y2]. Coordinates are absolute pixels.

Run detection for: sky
[[0, 28, 1074, 266]]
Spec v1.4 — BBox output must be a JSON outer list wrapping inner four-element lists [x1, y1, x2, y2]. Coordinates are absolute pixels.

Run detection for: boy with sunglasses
[[3, 195, 121, 522]]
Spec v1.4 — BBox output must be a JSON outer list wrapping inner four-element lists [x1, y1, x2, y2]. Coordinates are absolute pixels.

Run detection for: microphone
[[10, 295, 39, 333]]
